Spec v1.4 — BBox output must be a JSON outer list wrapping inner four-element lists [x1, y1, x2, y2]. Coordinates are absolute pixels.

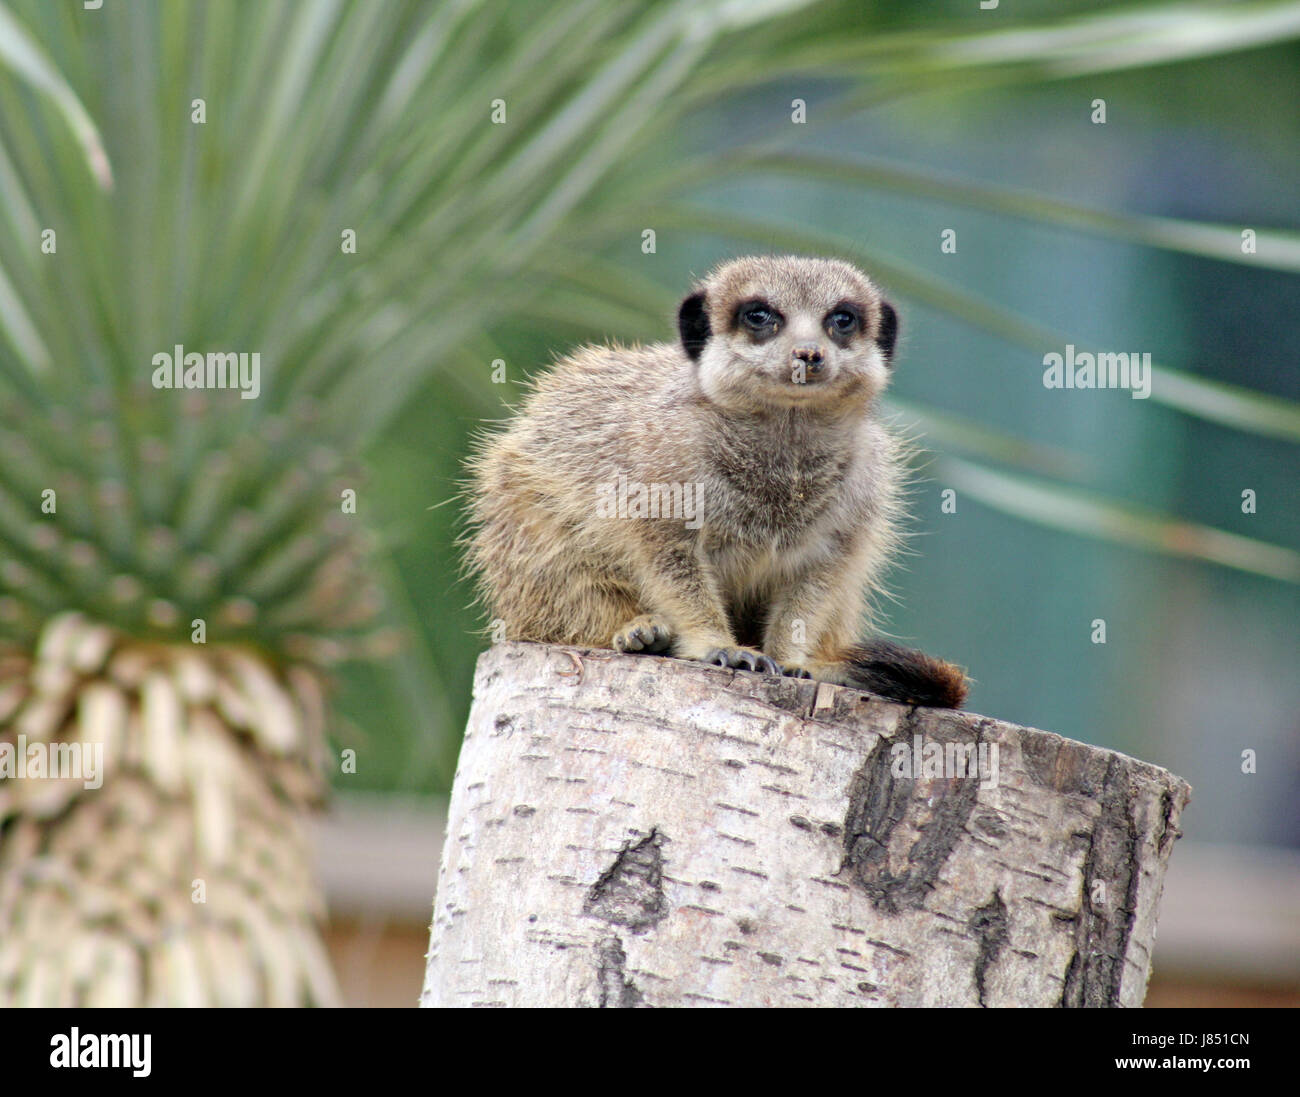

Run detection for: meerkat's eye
[[739, 303, 780, 334], [826, 307, 859, 337]]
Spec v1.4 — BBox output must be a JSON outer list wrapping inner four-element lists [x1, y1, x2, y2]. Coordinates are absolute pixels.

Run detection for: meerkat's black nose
[[792, 343, 825, 374]]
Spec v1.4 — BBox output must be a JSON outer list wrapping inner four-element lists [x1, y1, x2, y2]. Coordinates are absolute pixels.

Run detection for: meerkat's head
[[677, 255, 898, 413]]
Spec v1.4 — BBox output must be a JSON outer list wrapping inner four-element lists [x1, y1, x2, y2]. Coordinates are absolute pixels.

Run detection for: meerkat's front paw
[[701, 646, 782, 675], [613, 614, 675, 654]]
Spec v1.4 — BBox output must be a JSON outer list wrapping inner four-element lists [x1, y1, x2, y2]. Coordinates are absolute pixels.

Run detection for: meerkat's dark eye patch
[[825, 303, 861, 340], [678, 291, 711, 360], [877, 301, 899, 362], [736, 299, 782, 338]]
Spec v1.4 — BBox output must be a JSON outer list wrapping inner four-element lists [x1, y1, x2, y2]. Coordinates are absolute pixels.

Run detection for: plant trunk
[[422, 642, 1190, 1008], [0, 613, 338, 1007]]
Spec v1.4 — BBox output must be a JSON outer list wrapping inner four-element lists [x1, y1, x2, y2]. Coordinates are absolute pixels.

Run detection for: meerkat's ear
[[877, 301, 899, 363], [678, 291, 710, 360]]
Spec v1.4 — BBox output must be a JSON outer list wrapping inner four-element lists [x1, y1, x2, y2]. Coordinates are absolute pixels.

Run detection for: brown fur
[[463, 255, 968, 708]]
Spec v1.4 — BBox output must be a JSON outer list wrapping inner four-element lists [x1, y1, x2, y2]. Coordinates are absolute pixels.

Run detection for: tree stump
[[421, 642, 1190, 1008]]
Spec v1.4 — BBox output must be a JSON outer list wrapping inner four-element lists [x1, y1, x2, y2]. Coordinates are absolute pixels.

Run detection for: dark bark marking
[[969, 889, 1009, 1007], [1153, 786, 1182, 857], [972, 811, 1007, 839], [840, 716, 981, 913], [715, 801, 760, 818], [1058, 756, 1141, 1008], [760, 784, 808, 799], [594, 936, 647, 1008], [731, 866, 769, 880], [583, 829, 667, 933]]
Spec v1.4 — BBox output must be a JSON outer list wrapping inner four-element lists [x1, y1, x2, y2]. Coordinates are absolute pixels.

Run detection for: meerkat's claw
[[613, 614, 675, 654], [782, 665, 814, 679], [702, 647, 782, 675]]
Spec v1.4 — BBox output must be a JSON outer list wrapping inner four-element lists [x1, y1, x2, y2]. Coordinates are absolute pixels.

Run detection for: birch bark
[[422, 642, 1189, 1008]]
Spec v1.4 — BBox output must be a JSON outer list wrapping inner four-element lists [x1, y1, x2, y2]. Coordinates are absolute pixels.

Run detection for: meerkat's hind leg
[[702, 646, 783, 675], [613, 614, 676, 654]]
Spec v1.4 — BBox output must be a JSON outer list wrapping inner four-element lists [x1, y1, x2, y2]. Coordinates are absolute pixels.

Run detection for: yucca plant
[[1, 0, 1298, 1006]]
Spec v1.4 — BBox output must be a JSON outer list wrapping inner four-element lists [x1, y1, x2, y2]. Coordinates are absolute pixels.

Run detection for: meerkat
[[464, 255, 968, 707]]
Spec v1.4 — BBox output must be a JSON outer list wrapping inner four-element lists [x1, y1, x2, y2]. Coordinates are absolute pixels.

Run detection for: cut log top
[[422, 642, 1191, 1008]]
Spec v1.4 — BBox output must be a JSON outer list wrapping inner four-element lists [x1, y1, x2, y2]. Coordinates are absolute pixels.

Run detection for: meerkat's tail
[[840, 639, 969, 709]]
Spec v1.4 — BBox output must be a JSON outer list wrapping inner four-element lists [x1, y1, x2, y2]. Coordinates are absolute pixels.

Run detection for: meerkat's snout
[[792, 342, 825, 375]]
